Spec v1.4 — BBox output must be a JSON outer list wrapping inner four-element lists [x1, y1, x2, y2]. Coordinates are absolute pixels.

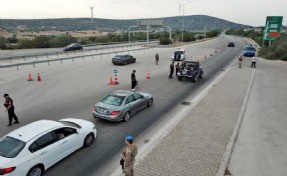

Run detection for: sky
[[0, 0, 286, 26]]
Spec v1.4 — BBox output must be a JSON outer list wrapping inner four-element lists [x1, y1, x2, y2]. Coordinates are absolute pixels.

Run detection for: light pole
[[181, 2, 191, 42], [128, 26, 139, 42], [163, 26, 172, 39]]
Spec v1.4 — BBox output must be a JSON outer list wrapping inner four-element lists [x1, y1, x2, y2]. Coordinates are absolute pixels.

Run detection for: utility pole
[[178, 2, 191, 42]]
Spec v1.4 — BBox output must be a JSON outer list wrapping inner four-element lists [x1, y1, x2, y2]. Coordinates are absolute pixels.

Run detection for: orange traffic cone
[[37, 72, 42, 81], [114, 75, 119, 85], [146, 70, 151, 80], [108, 76, 114, 85], [27, 73, 33, 81]]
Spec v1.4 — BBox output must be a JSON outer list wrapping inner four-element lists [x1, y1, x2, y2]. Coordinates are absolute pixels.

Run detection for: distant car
[[228, 42, 235, 47], [243, 45, 256, 57], [112, 54, 136, 65], [172, 48, 186, 61], [0, 118, 97, 176], [63, 43, 83, 52], [93, 90, 153, 122]]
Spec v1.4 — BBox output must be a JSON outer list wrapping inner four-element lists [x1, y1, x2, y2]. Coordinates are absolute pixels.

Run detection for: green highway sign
[[264, 16, 283, 40]]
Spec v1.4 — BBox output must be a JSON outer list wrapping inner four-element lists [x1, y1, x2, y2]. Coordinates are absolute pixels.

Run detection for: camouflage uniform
[[121, 144, 138, 176]]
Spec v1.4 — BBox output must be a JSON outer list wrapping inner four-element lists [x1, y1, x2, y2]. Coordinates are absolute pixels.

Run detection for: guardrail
[[0, 46, 157, 70], [83, 39, 159, 47], [0, 41, 159, 61]]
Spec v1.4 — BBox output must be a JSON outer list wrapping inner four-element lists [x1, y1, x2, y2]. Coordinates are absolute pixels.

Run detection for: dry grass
[[0, 30, 107, 39]]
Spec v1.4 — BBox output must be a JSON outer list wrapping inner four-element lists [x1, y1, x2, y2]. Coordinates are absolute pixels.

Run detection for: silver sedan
[[92, 90, 153, 122]]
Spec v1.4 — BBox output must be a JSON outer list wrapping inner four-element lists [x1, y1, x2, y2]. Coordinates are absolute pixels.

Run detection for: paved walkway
[[135, 60, 255, 175], [229, 58, 287, 176]]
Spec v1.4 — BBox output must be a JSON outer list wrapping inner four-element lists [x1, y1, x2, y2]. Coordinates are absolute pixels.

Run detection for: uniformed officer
[[239, 55, 243, 68], [131, 70, 137, 91], [175, 62, 180, 77], [3, 94, 19, 126], [155, 53, 159, 65], [121, 136, 138, 176], [169, 62, 175, 78]]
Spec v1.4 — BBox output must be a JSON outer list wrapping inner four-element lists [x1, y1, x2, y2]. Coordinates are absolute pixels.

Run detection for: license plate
[[99, 108, 108, 114]]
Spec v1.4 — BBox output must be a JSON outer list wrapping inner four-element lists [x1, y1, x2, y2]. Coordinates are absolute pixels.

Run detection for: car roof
[[183, 61, 199, 63], [175, 48, 185, 51], [111, 90, 134, 97], [114, 54, 129, 57], [7, 120, 65, 142]]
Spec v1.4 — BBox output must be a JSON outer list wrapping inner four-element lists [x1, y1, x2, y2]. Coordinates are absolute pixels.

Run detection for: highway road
[[0, 35, 248, 176]]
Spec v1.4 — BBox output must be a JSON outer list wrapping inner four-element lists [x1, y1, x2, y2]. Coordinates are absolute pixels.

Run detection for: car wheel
[[123, 111, 131, 122], [147, 98, 153, 107], [198, 75, 202, 79], [178, 76, 182, 81], [27, 165, 43, 176], [83, 133, 94, 147], [133, 59, 136, 63]]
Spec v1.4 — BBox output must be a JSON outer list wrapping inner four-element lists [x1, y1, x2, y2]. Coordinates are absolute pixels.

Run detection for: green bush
[[17, 39, 35, 49], [159, 37, 172, 45], [258, 34, 287, 61], [48, 35, 77, 48], [0, 36, 7, 49]]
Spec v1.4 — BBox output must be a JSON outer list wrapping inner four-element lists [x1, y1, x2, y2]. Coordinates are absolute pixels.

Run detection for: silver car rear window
[[101, 95, 125, 106]]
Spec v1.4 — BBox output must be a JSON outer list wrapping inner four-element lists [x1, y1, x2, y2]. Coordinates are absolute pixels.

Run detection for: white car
[[0, 118, 97, 176], [172, 48, 186, 61]]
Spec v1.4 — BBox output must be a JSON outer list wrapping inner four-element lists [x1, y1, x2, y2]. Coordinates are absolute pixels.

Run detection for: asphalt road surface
[[0, 35, 248, 176]]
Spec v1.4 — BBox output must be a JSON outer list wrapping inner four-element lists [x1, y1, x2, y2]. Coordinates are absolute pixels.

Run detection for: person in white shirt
[[251, 56, 257, 68]]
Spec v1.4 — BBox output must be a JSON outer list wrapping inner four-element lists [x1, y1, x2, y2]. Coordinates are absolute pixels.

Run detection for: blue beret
[[125, 136, 134, 141]]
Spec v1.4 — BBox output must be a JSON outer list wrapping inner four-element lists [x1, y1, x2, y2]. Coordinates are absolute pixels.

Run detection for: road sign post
[[263, 16, 283, 47]]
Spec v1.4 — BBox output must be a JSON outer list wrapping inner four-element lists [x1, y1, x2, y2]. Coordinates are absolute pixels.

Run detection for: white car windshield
[[0, 136, 25, 158], [174, 51, 184, 55]]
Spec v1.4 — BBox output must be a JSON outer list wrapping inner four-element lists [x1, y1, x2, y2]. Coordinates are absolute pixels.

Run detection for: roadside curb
[[216, 69, 256, 176]]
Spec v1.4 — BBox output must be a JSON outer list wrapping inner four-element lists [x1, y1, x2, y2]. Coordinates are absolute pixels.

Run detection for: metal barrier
[[0, 41, 159, 61], [0, 46, 156, 70]]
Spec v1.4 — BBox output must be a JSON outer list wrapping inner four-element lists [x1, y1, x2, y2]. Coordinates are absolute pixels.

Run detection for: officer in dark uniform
[[169, 62, 175, 78], [3, 94, 19, 126], [131, 70, 137, 91], [175, 62, 180, 77]]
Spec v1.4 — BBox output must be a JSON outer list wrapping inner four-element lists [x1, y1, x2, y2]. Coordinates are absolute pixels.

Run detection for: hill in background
[[0, 15, 249, 33]]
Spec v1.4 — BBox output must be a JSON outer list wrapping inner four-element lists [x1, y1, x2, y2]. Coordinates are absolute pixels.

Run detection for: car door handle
[[62, 140, 68, 144], [40, 151, 47, 155]]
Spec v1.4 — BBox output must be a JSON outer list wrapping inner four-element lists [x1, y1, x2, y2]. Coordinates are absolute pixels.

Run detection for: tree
[[160, 37, 172, 45], [0, 36, 7, 49], [34, 35, 50, 48], [48, 35, 77, 48], [7, 35, 18, 43], [17, 39, 35, 49]]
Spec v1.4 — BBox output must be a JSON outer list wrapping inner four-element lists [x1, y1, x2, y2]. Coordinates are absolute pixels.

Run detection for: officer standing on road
[[239, 55, 243, 68], [169, 62, 175, 78], [131, 70, 137, 91], [175, 62, 180, 77], [251, 55, 257, 68], [155, 53, 159, 65], [121, 136, 138, 176], [3, 94, 19, 126]]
